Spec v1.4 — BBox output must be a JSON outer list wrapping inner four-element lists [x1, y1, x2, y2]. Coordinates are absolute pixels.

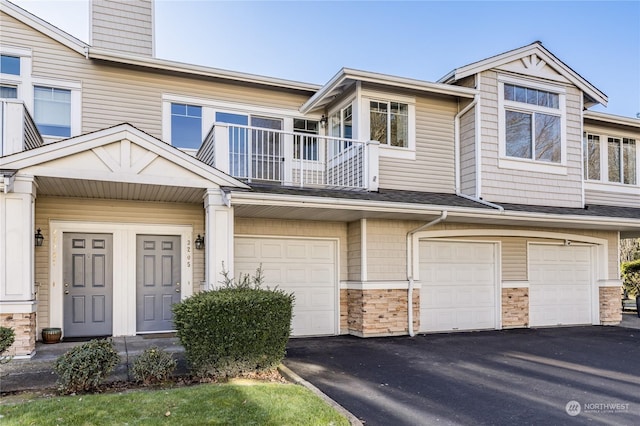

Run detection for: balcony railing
[[1, 99, 44, 156], [198, 123, 379, 190]]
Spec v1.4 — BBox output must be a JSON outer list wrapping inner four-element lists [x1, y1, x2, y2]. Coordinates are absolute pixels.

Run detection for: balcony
[[197, 123, 379, 190], [1, 99, 44, 156]]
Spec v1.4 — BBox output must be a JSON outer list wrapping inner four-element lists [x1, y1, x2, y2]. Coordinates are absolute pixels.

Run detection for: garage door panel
[[420, 241, 497, 332], [529, 244, 592, 327], [235, 238, 336, 336]]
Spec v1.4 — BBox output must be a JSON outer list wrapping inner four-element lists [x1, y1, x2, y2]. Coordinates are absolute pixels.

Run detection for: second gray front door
[[63, 233, 113, 337], [136, 235, 181, 332]]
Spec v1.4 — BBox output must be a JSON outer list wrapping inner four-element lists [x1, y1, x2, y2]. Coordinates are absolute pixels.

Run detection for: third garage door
[[235, 237, 337, 336], [529, 244, 593, 327], [419, 241, 498, 332]]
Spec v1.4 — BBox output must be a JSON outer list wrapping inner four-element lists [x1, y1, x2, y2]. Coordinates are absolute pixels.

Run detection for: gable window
[[34, 86, 71, 137], [0, 55, 20, 75], [171, 103, 202, 149], [503, 83, 562, 163], [293, 119, 319, 161], [369, 100, 408, 148]]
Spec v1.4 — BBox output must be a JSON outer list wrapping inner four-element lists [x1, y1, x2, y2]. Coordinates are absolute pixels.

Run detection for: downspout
[[406, 210, 448, 337]]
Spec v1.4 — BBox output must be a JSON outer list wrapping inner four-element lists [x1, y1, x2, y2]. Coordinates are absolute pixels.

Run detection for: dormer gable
[[439, 42, 607, 109]]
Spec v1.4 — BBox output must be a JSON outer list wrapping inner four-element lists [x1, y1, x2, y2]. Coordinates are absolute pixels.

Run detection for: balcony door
[[215, 112, 283, 182]]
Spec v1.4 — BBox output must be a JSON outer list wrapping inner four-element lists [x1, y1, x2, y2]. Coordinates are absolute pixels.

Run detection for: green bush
[[622, 259, 640, 297], [0, 326, 15, 364], [173, 267, 294, 378], [54, 339, 120, 394], [132, 346, 177, 385]]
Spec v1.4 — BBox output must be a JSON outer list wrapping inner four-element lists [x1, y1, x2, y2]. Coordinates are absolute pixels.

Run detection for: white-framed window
[[0, 54, 20, 75], [170, 103, 202, 149], [0, 46, 32, 102], [31, 78, 81, 140], [583, 132, 637, 186], [498, 76, 566, 173], [293, 118, 319, 161], [0, 84, 17, 98]]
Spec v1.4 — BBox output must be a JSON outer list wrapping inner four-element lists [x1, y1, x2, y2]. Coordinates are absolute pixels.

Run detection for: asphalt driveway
[[284, 326, 640, 425]]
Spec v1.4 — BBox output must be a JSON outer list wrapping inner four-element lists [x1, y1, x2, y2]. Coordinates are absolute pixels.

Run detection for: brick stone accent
[[0, 313, 36, 357], [347, 288, 419, 337], [502, 287, 529, 328], [599, 287, 622, 325], [340, 288, 348, 333]]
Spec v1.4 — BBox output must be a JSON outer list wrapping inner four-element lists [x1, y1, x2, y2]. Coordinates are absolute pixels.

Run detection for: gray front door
[[63, 233, 113, 337], [136, 235, 181, 332]]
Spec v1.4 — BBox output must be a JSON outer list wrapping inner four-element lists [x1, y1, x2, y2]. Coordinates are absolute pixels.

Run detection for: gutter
[[406, 211, 448, 337]]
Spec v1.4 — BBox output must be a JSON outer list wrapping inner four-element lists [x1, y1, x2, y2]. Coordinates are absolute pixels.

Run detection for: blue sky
[[11, 0, 640, 118]]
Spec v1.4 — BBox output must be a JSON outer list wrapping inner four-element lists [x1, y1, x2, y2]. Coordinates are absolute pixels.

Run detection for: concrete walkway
[[0, 335, 187, 393]]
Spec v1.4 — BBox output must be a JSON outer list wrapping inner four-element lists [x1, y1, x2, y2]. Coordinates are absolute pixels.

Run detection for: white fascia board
[[440, 43, 607, 106], [300, 68, 477, 114], [584, 110, 640, 128], [1, 0, 88, 55], [0, 124, 249, 189], [87, 48, 321, 93]]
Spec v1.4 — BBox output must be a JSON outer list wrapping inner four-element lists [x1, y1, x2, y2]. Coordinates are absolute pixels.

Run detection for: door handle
[[64, 290, 69, 295]]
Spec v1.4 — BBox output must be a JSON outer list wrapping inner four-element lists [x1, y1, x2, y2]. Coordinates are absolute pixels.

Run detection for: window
[[503, 83, 562, 163], [0, 85, 17, 98], [583, 134, 600, 180], [608, 137, 636, 185], [34, 86, 71, 137], [171, 103, 202, 149], [369, 100, 408, 147], [0, 55, 20, 75], [293, 119, 319, 160]]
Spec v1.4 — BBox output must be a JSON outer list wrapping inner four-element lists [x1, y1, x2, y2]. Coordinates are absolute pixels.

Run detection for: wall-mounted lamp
[[319, 114, 328, 128], [194, 234, 204, 250], [35, 228, 44, 247]]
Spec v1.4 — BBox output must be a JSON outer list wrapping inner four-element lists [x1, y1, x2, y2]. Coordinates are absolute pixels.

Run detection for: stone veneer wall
[[502, 287, 529, 328], [0, 313, 36, 357], [599, 287, 622, 325], [347, 289, 419, 337], [340, 289, 348, 333]]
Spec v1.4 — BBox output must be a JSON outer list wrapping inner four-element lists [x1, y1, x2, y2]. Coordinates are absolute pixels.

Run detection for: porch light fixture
[[194, 234, 204, 250], [34, 228, 44, 247], [319, 114, 328, 128]]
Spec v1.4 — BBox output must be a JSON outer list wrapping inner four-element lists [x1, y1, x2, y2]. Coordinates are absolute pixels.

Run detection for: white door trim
[[49, 221, 193, 337], [235, 234, 340, 336]]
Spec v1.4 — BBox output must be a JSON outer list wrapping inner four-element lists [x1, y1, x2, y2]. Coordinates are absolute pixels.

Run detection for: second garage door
[[235, 237, 337, 336], [419, 241, 498, 332], [529, 244, 593, 327]]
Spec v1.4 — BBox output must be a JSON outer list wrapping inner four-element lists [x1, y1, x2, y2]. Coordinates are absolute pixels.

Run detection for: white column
[[204, 189, 234, 289], [366, 140, 380, 191], [0, 175, 36, 308], [213, 124, 230, 175]]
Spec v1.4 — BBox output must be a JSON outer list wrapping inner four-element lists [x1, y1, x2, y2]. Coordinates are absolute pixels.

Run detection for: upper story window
[[329, 104, 353, 140], [0, 55, 20, 75], [369, 100, 409, 148], [171, 103, 202, 149], [293, 119, 319, 161], [503, 83, 562, 163], [0, 84, 17, 98], [34, 86, 71, 137], [584, 132, 637, 186]]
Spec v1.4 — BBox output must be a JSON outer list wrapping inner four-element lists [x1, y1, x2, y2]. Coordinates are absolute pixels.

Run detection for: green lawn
[[0, 382, 349, 425]]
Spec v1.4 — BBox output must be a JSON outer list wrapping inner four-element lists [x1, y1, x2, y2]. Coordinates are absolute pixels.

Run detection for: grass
[[0, 381, 349, 425]]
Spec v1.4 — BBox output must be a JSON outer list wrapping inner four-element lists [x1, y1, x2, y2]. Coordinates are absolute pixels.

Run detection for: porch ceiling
[[35, 176, 205, 203]]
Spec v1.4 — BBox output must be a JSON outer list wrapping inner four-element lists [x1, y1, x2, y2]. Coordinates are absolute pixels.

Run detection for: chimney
[[90, 0, 154, 57]]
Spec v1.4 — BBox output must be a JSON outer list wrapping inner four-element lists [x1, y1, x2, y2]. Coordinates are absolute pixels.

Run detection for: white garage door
[[529, 244, 592, 327], [419, 241, 497, 332], [235, 237, 337, 336]]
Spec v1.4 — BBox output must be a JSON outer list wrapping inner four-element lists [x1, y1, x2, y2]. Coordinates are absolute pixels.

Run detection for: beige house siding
[[378, 95, 457, 192], [460, 106, 476, 196], [478, 70, 584, 207], [363, 219, 619, 282], [347, 220, 362, 281], [34, 196, 205, 330], [0, 12, 312, 141], [91, 0, 154, 56], [234, 218, 348, 281], [585, 190, 638, 208]]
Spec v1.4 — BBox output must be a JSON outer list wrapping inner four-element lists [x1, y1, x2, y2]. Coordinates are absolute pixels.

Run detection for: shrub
[[173, 267, 294, 378], [622, 260, 640, 297], [0, 326, 15, 364], [54, 338, 120, 394], [132, 346, 177, 385]]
